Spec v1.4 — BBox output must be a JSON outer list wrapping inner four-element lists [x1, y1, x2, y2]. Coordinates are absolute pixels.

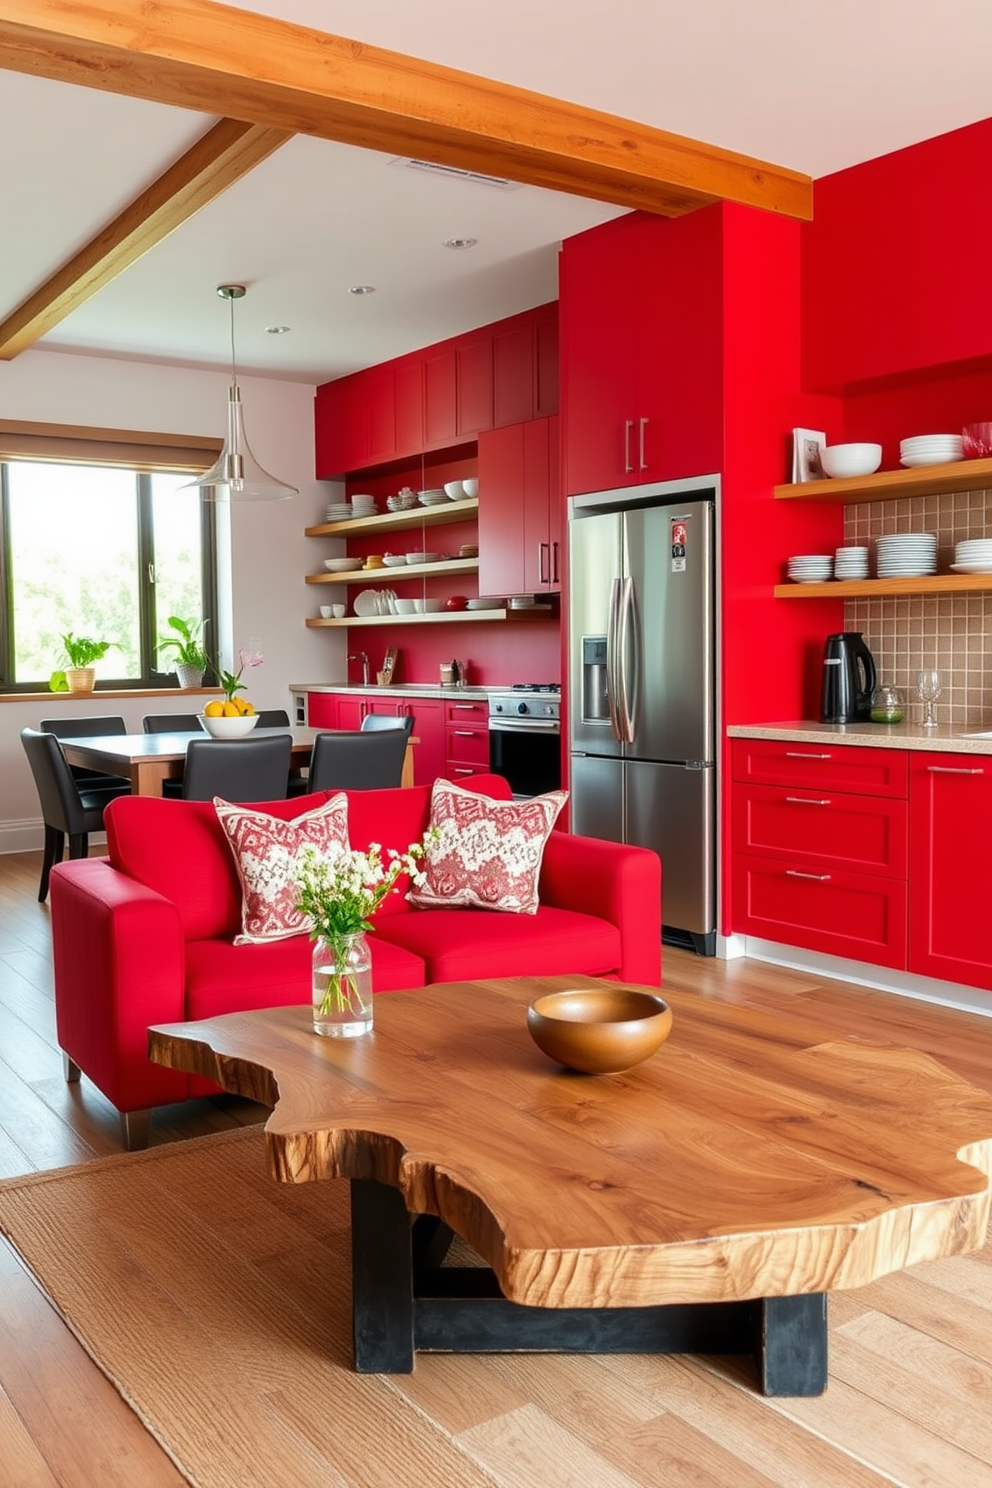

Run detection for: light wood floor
[[3, 847, 992, 1486]]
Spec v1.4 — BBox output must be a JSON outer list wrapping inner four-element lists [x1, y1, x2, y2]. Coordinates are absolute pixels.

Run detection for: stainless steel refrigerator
[[568, 482, 716, 954]]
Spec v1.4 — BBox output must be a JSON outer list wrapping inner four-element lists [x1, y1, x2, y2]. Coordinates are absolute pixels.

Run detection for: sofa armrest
[[50, 858, 191, 1115], [539, 831, 662, 986]]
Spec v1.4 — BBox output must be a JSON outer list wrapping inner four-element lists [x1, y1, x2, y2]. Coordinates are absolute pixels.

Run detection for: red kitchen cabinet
[[393, 354, 424, 458], [908, 751, 992, 991], [456, 335, 493, 437], [407, 699, 445, 785], [478, 415, 560, 596], [306, 691, 342, 728], [733, 740, 908, 798], [732, 854, 908, 969], [366, 364, 396, 466], [560, 209, 723, 496], [315, 377, 370, 479], [424, 350, 457, 446], [444, 698, 490, 780], [493, 304, 559, 427]]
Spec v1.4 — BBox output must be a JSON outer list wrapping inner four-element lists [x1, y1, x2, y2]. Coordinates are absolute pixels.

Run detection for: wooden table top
[[149, 975, 992, 1310]]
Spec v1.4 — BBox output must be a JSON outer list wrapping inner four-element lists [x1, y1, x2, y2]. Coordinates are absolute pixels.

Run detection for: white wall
[[0, 347, 345, 850]]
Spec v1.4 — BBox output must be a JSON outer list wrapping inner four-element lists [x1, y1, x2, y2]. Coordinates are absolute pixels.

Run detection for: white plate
[[352, 589, 380, 617], [900, 454, 961, 467], [950, 562, 992, 573]]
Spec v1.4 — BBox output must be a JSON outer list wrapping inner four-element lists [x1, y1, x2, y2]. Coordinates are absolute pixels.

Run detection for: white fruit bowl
[[819, 443, 882, 478], [199, 713, 259, 739]]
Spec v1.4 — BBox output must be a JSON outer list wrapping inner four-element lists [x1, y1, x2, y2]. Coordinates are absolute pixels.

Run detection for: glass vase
[[311, 932, 373, 1038]]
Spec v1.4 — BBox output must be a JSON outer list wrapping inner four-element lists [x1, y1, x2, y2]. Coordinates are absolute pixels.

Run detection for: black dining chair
[[181, 735, 294, 802], [307, 729, 408, 791], [21, 727, 126, 901], [143, 713, 202, 734], [255, 709, 291, 728], [39, 713, 132, 796], [360, 713, 414, 736]]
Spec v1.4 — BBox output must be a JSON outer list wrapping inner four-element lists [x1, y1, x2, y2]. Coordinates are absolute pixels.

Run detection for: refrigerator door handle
[[616, 576, 636, 743], [606, 577, 623, 739]]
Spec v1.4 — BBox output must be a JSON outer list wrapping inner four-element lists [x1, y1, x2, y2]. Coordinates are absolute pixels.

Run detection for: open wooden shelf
[[775, 573, 992, 599], [305, 499, 478, 538], [306, 606, 553, 628], [306, 559, 478, 586], [774, 457, 992, 504]]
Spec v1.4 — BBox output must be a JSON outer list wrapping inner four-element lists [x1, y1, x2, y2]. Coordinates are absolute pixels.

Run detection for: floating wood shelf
[[775, 574, 992, 599], [774, 457, 992, 505], [307, 559, 479, 585], [306, 606, 553, 628], [305, 499, 478, 538]]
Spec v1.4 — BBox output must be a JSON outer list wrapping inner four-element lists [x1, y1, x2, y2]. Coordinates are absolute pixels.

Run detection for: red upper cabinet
[[493, 303, 560, 427], [456, 334, 494, 437], [478, 415, 560, 596], [803, 119, 992, 391], [314, 375, 369, 478], [560, 211, 723, 496], [424, 348, 457, 446]]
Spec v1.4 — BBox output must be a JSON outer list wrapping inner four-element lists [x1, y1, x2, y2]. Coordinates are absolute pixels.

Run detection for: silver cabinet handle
[[638, 416, 648, 470], [785, 751, 832, 759], [452, 767, 475, 776], [452, 704, 477, 710], [624, 420, 634, 473], [785, 870, 832, 881], [785, 797, 831, 805], [927, 765, 985, 775], [452, 730, 480, 737]]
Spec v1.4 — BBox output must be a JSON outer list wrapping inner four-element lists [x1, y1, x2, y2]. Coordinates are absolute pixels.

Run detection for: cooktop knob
[[517, 701, 529, 715]]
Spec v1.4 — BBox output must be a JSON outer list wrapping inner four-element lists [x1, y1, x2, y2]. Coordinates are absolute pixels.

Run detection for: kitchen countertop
[[727, 720, 992, 755], [289, 682, 492, 702]]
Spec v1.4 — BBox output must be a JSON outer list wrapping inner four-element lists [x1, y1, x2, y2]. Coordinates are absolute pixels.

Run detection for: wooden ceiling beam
[[0, 0, 811, 224], [0, 117, 291, 360]]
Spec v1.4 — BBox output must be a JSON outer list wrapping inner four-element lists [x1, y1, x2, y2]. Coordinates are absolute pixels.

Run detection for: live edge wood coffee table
[[149, 975, 992, 1397]]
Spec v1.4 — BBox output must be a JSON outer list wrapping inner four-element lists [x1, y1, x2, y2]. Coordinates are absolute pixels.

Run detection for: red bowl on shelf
[[445, 595, 468, 611], [962, 422, 992, 459]]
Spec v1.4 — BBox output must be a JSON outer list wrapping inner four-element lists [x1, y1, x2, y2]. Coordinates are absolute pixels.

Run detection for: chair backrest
[[143, 713, 201, 734], [181, 735, 294, 802], [20, 727, 93, 834], [40, 714, 127, 738], [360, 712, 414, 736], [308, 729, 408, 791], [255, 709, 291, 728]]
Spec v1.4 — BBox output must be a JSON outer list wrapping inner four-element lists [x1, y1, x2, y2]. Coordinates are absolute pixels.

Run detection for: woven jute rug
[[0, 1127, 501, 1488]]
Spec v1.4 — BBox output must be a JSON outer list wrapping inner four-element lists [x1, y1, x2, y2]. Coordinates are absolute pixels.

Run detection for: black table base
[[349, 1179, 828, 1396]]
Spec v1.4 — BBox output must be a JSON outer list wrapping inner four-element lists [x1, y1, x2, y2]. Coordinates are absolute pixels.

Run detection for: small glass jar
[[870, 684, 905, 725]]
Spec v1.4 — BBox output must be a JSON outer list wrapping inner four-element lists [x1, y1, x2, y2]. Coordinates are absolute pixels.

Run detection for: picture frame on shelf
[[792, 428, 827, 483]]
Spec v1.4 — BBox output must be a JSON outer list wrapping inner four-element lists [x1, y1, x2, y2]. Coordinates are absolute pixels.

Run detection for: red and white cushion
[[214, 794, 349, 944], [408, 779, 567, 915]]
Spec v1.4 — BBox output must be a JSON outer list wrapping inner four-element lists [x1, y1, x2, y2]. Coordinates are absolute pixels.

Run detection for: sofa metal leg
[[62, 1052, 81, 1083], [120, 1110, 151, 1151]]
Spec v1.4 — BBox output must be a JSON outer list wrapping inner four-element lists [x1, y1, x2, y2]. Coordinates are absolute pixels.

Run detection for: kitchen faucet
[[348, 651, 369, 686]]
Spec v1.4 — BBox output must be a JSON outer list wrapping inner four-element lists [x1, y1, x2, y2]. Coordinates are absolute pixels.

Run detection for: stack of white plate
[[418, 488, 449, 506], [875, 532, 938, 576], [952, 538, 992, 574], [324, 502, 352, 521], [386, 491, 419, 512], [834, 545, 869, 579], [350, 493, 377, 517], [900, 434, 964, 468], [787, 554, 833, 583]]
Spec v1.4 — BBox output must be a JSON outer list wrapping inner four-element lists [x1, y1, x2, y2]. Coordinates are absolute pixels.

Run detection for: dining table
[[59, 727, 416, 797]]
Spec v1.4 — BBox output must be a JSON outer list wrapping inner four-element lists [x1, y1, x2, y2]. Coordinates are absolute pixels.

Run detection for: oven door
[[488, 720, 562, 799]]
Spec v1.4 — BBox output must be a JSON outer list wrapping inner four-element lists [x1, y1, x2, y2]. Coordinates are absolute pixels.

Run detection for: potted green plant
[[49, 633, 116, 695], [157, 616, 210, 689]]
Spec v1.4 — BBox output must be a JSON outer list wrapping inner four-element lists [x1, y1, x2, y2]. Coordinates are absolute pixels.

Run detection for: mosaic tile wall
[[844, 487, 992, 728]]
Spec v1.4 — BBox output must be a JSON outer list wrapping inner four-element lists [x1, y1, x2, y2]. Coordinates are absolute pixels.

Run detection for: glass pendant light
[[182, 284, 298, 502]]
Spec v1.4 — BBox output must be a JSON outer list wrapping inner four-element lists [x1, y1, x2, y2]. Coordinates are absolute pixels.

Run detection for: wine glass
[[916, 670, 941, 728]]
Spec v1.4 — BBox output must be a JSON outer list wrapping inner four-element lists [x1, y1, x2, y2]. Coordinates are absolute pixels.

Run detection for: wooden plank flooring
[[2, 846, 992, 1486]]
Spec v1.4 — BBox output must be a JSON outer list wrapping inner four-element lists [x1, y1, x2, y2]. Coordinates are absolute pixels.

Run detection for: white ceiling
[[5, 0, 992, 385]]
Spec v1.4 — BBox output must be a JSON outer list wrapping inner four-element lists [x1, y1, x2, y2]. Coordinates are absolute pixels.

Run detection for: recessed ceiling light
[[349, 284, 376, 296], [266, 325, 291, 335], [443, 237, 478, 250]]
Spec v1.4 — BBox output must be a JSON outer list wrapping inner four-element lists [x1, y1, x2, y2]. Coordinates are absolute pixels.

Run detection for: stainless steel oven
[[488, 686, 561, 799]]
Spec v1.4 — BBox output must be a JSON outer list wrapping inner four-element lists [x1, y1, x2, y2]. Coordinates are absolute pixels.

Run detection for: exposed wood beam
[[0, 117, 291, 360], [0, 0, 811, 224]]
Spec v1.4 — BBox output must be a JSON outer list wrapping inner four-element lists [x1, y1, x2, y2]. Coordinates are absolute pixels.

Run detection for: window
[[0, 423, 219, 692]]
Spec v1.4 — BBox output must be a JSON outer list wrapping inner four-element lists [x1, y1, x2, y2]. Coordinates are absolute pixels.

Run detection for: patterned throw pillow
[[214, 794, 349, 944], [408, 779, 568, 915]]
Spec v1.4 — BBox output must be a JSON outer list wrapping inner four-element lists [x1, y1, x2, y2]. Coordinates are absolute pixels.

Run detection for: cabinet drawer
[[732, 739, 908, 798], [732, 853, 908, 969], [444, 699, 489, 726], [446, 725, 490, 767], [733, 784, 908, 878], [307, 693, 340, 728]]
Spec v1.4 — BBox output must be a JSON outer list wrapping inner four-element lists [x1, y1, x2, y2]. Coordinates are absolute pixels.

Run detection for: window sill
[[0, 687, 224, 703]]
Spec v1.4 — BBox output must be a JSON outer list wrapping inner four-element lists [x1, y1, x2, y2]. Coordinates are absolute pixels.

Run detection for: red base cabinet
[[909, 751, 992, 990], [443, 697, 491, 782], [730, 740, 909, 970]]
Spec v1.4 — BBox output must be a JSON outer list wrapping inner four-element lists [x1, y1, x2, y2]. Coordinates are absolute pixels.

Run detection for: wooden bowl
[[526, 987, 672, 1074]]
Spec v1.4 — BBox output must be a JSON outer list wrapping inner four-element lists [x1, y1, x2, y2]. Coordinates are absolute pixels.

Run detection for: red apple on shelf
[[446, 595, 468, 611]]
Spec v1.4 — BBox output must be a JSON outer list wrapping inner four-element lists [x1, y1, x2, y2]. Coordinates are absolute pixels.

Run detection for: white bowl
[[421, 598, 446, 613], [198, 712, 259, 739], [394, 598, 417, 614], [819, 443, 882, 478], [462, 478, 479, 498], [382, 554, 407, 567], [412, 598, 425, 613], [405, 551, 426, 564], [324, 557, 364, 572], [444, 480, 465, 499], [319, 605, 333, 618]]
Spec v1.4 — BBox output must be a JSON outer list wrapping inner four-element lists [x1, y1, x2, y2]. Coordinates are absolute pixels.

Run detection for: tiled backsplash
[[844, 488, 992, 728]]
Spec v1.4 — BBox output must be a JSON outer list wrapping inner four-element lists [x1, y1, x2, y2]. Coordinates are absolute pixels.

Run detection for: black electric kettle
[[820, 632, 877, 723]]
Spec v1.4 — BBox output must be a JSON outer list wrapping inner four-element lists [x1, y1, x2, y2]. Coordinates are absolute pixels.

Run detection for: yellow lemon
[[204, 701, 224, 718], [222, 701, 240, 717], [241, 701, 255, 716]]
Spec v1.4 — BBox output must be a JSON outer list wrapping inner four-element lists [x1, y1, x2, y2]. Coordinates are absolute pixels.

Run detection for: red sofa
[[49, 775, 662, 1149]]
